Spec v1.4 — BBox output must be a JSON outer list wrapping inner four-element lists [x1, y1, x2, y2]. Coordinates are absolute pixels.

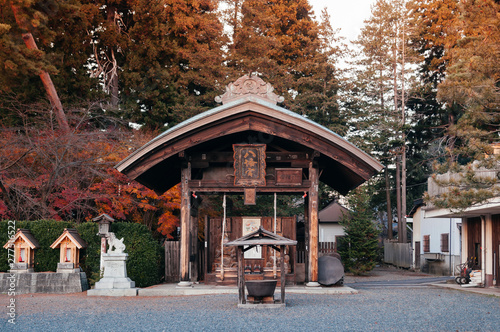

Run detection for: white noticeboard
[[242, 217, 261, 259]]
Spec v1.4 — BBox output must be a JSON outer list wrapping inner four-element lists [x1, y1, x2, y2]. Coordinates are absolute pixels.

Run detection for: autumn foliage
[[0, 109, 180, 237]]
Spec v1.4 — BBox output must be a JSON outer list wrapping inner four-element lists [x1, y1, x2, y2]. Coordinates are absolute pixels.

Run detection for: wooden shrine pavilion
[[116, 75, 383, 286]]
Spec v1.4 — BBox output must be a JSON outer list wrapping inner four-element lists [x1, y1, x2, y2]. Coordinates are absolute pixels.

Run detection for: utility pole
[[385, 166, 393, 240], [396, 155, 402, 242], [400, 22, 407, 244]]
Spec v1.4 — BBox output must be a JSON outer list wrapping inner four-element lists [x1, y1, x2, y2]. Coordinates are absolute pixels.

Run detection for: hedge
[[0, 220, 163, 287]]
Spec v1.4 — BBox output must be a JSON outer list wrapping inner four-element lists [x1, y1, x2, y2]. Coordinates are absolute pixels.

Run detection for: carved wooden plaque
[[275, 168, 302, 186], [233, 144, 266, 186]]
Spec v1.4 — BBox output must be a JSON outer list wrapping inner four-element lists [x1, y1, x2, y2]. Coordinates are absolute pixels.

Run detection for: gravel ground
[[2, 266, 499, 331], [344, 265, 438, 283], [2, 286, 499, 331]]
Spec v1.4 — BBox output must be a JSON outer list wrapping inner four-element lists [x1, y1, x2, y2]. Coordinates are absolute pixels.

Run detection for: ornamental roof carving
[[215, 75, 284, 105]]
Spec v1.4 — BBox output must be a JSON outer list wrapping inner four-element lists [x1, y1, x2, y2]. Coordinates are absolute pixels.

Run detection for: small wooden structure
[[50, 228, 87, 273], [225, 226, 297, 307], [116, 75, 383, 286], [3, 229, 40, 273]]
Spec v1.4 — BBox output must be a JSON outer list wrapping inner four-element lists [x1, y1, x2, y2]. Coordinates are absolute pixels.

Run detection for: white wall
[[411, 206, 462, 275], [319, 223, 345, 242], [420, 217, 461, 255]]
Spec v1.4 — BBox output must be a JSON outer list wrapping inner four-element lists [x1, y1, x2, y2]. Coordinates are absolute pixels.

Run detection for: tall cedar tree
[[1, 0, 227, 130], [404, 0, 463, 209], [349, 0, 420, 217], [423, 0, 500, 210], [121, 0, 227, 128], [0, 0, 101, 127], [338, 186, 380, 275]]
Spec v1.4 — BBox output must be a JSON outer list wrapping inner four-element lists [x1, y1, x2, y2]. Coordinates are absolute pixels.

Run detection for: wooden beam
[[308, 162, 319, 285], [188, 180, 312, 193], [179, 163, 191, 284], [190, 152, 312, 164]]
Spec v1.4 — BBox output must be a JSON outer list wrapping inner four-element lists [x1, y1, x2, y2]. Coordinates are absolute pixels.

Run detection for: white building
[[318, 200, 350, 246], [409, 199, 462, 275]]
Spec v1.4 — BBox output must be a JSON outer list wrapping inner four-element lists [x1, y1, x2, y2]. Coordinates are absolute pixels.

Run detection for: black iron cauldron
[[245, 280, 277, 297]]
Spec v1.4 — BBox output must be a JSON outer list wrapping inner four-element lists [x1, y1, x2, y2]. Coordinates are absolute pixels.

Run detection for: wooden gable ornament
[[3, 229, 40, 273], [50, 228, 87, 273]]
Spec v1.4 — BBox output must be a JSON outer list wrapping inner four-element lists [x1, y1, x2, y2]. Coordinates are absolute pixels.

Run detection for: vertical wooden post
[[385, 166, 393, 240], [396, 156, 402, 243], [190, 213, 198, 282], [237, 246, 245, 304], [307, 162, 320, 286], [204, 215, 209, 281], [179, 162, 191, 286], [280, 245, 285, 304], [304, 195, 309, 281]]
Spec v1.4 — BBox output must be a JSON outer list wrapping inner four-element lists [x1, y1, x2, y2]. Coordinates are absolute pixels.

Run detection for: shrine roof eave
[[115, 96, 383, 193], [225, 226, 297, 247], [50, 228, 88, 249], [3, 229, 40, 249]]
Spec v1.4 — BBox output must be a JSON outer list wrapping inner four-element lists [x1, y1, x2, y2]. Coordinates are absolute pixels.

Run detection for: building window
[[441, 233, 449, 252], [423, 235, 430, 253]]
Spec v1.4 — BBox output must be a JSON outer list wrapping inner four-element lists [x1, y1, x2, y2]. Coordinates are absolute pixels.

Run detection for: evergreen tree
[[423, 0, 500, 210], [121, 0, 227, 128], [338, 186, 380, 275], [348, 0, 420, 226]]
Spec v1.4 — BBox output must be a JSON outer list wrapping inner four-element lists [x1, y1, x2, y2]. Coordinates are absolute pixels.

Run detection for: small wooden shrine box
[[50, 228, 87, 273], [3, 229, 40, 273]]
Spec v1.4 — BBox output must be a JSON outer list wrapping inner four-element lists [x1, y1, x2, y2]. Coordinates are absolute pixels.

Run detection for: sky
[[309, 0, 376, 43]]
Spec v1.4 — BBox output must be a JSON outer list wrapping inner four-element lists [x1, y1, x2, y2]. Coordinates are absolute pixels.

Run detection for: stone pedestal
[[87, 253, 137, 296], [56, 262, 80, 273], [9, 263, 34, 273]]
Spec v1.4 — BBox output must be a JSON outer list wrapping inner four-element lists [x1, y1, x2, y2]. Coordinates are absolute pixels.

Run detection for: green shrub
[[112, 222, 162, 288], [0, 220, 29, 271], [0, 220, 163, 288], [0, 220, 72, 272], [75, 222, 101, 284]]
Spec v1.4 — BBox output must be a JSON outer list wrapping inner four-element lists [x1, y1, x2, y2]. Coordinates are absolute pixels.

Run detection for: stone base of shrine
[[0, 272, 88, 294]]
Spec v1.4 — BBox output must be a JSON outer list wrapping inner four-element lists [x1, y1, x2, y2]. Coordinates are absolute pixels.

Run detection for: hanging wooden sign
[[244, 188, 257, 205], [275, 168, 302, 186], [233, 144, 266, 186]]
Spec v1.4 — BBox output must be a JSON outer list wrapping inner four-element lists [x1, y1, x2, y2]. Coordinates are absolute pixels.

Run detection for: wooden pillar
[[304, 195, 309, 281], [190, 213, 198, 282], [280, 245, 285, 304], [237, 246, 245, 304], [307, 162, 319, 286], [179, 162, 192, 286], [204, 215, 209, 280]]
